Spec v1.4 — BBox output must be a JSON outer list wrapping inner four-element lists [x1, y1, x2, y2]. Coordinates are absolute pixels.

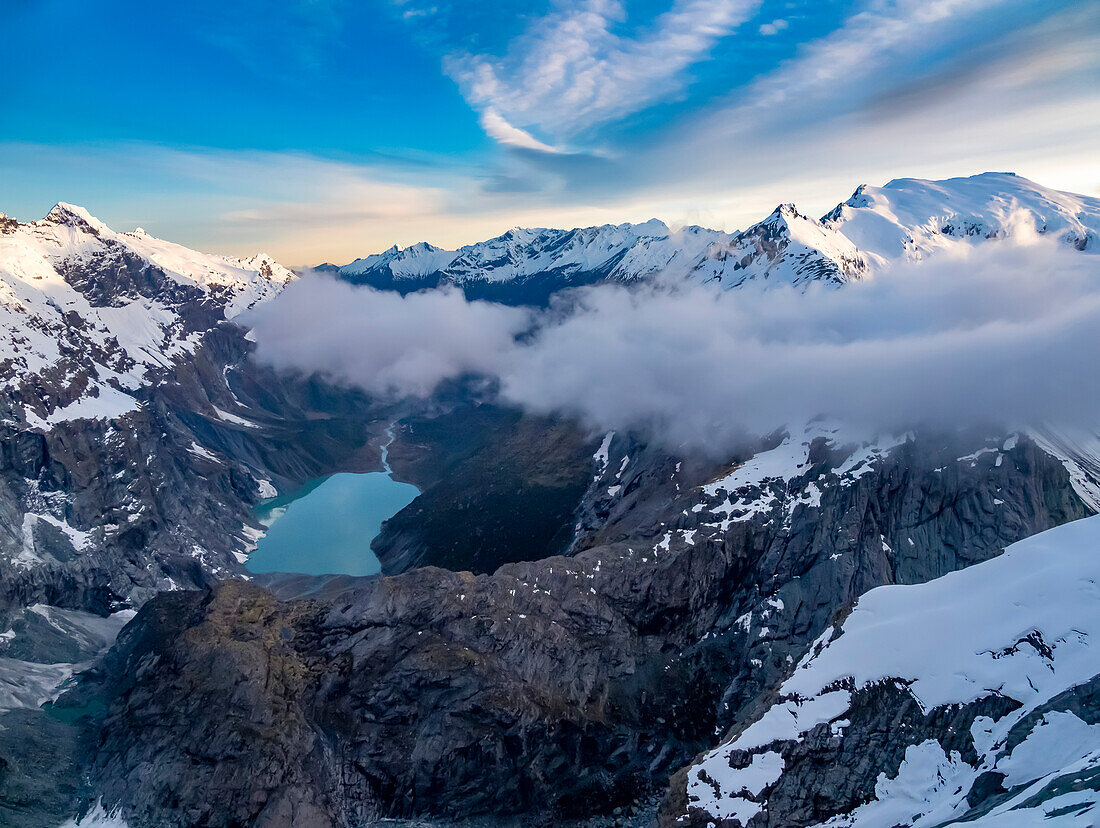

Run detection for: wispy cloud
[[445, 0, 759, 144], [571, 1, 1100, 221], [396, 0, 1099, 233]]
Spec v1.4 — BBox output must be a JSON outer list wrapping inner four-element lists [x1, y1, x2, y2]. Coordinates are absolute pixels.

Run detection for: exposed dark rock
[[67, 431, 1093, 826], [375, 406, 596, 574], [0, 707, 89, 828]]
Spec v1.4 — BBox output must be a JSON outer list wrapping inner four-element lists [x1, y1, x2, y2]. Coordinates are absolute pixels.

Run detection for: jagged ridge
[[333, 172, 1099, 303]]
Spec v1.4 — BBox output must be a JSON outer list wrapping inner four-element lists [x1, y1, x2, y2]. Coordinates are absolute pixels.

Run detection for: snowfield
[[825, 172, 1099, 267], [684, 514, 1100, 826]]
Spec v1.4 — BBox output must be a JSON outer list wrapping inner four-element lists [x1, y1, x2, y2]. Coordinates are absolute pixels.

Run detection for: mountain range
[[0, 172, 1098, 828], [2, 172, 1095, 432], [331, 172, 1098, 303]]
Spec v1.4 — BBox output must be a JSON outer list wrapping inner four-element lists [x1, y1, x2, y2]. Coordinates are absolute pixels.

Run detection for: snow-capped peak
[[43, 202, 112, 235], [768, 203, 799, 219], [690, 201, 869, 289], [824, 172, 1100, 266], [633, 218, 672, 236], [0, 205, 296, 427], [341, 240, 459, 278], [330, 172, 1098, 303]]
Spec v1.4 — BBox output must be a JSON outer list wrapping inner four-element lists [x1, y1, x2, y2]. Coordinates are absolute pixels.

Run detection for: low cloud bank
[[246, 236, 1100, 451], [245, 277, 529, 397]]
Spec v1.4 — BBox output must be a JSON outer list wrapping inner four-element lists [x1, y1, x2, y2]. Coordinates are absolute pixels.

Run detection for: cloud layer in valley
[[245, 279, 530, 397], [246, 231, 1100, 451]]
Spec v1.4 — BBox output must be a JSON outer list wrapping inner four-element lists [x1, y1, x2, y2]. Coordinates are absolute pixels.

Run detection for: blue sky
[[2, 0, 1097, 262]]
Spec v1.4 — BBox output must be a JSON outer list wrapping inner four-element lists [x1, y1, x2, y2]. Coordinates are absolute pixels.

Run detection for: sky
[[2, 0, 1098, 264]]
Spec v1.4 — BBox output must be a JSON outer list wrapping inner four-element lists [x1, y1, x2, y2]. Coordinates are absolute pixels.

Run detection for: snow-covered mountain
[[341, 240, 457, 280], [824, 171, 1100, 267], [6, 171, 1092, 427], [676, 513, 1100, 827], [0, 203, 310, 686], [334, 172, 1098, 304], [340, 219, 726, 304], [0, 203, 294, 427]]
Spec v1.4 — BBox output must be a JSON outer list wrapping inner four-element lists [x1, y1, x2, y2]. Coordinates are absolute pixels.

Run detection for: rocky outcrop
[[664, 515, 1100, 826], [80, 568, 722, 825]]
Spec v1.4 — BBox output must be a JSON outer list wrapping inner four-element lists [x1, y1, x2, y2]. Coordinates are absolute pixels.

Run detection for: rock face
[[71, 429, 1095, 826], [85, 576, 686, 826], [0, 204, 408, 624], [0, 204, 285, 617], [572, 424, 1096, 733]]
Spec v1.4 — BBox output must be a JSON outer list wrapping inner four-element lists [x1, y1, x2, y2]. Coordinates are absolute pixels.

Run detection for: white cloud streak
[[625, 2, 1100, 228], [478, 110, 562, 154]]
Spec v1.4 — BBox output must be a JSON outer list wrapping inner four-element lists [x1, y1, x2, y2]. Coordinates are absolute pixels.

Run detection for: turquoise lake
[[246, 437, 419, 576]]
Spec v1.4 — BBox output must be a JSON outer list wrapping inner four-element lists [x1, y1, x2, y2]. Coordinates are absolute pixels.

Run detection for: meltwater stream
[[245, 428, 419, 576]]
